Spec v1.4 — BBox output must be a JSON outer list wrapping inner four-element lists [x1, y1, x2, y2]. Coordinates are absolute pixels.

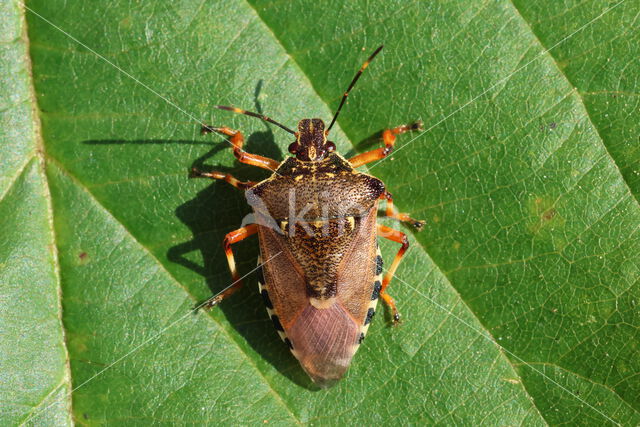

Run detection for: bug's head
[[288, 118, 336, 161]]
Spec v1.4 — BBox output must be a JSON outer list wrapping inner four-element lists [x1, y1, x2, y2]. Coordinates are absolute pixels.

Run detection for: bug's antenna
[[215, 105, 296, 134], [327, 45, 383, 133]]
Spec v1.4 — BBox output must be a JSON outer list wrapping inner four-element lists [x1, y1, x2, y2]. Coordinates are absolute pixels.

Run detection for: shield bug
[[192, 45, 424, 387]]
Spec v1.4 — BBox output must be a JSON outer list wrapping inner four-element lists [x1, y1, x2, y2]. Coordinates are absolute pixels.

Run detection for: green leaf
[[0, 3, 71, 425], [2, 0, 638, 424]]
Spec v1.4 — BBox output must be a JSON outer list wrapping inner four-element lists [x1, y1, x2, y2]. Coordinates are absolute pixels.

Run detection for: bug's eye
[[326, 141, 336, 152], [288, 142, 299, 154]]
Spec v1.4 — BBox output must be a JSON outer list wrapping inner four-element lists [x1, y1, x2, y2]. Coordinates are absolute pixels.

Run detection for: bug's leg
[[201, 125, 280, 171], [379, 191, 425, 230], [348, 121, 423, 168], [377, 224, 409, 325], [204, 224, 259, 309], [190, 168, 256, 190]]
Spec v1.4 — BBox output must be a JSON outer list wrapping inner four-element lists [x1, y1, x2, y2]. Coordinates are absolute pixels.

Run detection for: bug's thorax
[[246, 152, 385, 221], [246, 150, 385, 307]]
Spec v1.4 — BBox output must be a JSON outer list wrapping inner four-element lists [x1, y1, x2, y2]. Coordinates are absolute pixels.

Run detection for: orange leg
[[201, 125, 280, 171], [377, 224, 410, 324], [349, 121, 423, 168], [190, 168, 256, 190], [204, 224, 258, 309], [379, 191, 425, 230]]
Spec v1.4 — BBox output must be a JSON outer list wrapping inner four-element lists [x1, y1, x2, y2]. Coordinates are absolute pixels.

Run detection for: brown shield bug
[[192, 45, 424, 387]]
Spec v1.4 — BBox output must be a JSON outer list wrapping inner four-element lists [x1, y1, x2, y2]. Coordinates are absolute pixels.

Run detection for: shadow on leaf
[[84, 132, 315, 389], [167, 128, 316, 389]]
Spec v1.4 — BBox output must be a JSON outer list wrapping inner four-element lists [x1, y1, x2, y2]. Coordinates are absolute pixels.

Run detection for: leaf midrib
[[17, 0, 74, 423]]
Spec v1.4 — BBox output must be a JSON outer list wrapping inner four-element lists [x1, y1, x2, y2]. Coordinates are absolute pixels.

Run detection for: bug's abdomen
[[254, 207, 380, 386], [256, 260, 293, 348], [357, 246, 383, 343], [256, 257, 359, 387], [255, 247, 383, 387]]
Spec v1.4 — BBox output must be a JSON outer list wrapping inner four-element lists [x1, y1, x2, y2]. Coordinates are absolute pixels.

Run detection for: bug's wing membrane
[[288, 303, 361, 387], [336, 206, 378, 323]]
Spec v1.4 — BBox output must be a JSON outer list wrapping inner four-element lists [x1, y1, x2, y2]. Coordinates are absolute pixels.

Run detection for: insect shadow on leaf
[[83, 81, 315, 388], [167, 81, 317, 388]]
